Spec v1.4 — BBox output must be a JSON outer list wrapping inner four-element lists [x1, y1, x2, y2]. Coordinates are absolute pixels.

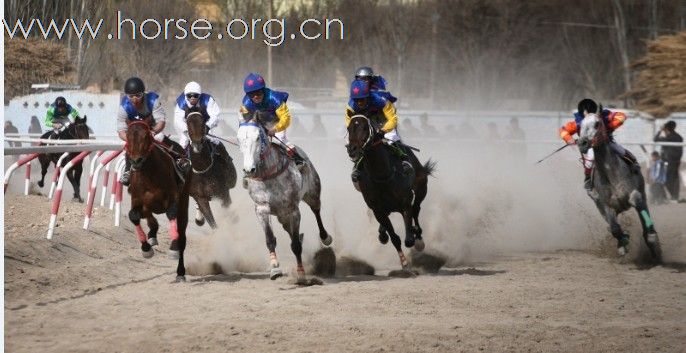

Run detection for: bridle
[[239, 119, 288, 180]]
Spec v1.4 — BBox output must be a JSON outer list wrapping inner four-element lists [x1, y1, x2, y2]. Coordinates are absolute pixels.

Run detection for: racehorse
[[236, 112, 332, 282], [125, 118, 192, 281], [577, 107, 662, 261], [185, 111, 237, 228], [37, 116, 90, 202], [346, 114, 435, 270]]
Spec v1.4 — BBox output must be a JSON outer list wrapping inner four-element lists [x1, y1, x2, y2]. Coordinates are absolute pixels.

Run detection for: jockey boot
[[584, 173, 593, 191], [120, 157, 132, 186], [390, 143, 414, 176], [622, 150, 640, 173], [286, 148, 305, 166]]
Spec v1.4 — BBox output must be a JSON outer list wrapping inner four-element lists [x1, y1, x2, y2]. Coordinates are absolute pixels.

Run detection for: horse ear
[[81, 115, 87, 123], [597, 104, 603, 114]]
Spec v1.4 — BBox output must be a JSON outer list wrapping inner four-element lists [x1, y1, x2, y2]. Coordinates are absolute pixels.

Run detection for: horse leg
[[378, 224, 389, 244], [278, 211, 305, 282], [146, 216, 159, 246], [68, 164, 83, 202], [603, 208, 629, 256], [196, 197, 217, 229], [129, 208, 153, 258], [629, 190, 662, 262], [256, 205, 281, 280], [166, 201, 181, 260], [37, 156, 49, 188], [175, 191, 190, 282], [303, 193, 332, 246], [411, 180, 429, 251], [402, 209, 415, 249], [372, 210, 409, 270], [193, 200, 205, 226]]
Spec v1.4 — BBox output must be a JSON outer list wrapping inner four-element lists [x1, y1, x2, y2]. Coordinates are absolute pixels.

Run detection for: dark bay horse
[[185, 111, 237, 228], [236, 113, 332, 282], [37, 116, 90, 202], [126, 119, 192, 281], [347, 114, 435, 270], [577, 109, 662, 261]]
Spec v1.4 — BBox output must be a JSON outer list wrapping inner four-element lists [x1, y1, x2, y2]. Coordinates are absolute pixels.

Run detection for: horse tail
[[422, 159, 437, 177]]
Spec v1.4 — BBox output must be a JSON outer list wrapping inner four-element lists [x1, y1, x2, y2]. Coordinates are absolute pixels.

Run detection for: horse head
[[237, 111, 269, 176], [126, 120, 154, 171], [186, 110, 206, 153], [346, 114, 379, 160], [577, 105, 608, 154], [62, 115, 90, 140]]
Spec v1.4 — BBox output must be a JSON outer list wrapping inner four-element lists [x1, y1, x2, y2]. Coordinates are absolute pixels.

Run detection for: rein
[[239, 120, 290, 181], [191, 139, 214, 174]]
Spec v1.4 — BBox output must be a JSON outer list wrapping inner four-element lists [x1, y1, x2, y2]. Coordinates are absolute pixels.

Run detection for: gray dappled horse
[[236, 113, 332, 282], [185, 111, 237, 229], [577, 109, 662, 261]]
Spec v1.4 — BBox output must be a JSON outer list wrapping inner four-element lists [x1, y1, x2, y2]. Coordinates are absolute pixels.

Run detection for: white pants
[[583, 142, 627, 170], [275, 129, 296, 149], [383, 128, 401, 144], [178, 130, 220, 149]]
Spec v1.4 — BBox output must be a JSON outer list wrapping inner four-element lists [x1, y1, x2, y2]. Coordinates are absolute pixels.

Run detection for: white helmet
[[184, 81, 202, 95]]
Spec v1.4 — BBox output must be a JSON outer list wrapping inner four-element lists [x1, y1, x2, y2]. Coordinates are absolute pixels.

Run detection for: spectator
[[401, 118, 421, 139], [419, 113, 439, 136], [647, 151, 668, 204], [504, 117, 527, 161], [5, 121, 20, 148], [310, 114, 327, 137], [28, 115, 42, 135], [653, 120, 683, 201]]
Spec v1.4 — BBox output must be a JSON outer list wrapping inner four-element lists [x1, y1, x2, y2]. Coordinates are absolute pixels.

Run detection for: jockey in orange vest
[[559, 98, 637, 191]]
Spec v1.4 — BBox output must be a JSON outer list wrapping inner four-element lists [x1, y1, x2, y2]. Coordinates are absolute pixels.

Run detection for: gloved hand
[[53, 123, 63, 130], [153, 132, 165, 142], [566, 138, 577, 145], [267, 127, 277, 137]]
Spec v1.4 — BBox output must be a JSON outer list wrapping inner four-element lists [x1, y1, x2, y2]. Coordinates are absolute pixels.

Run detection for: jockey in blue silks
[[240, 72, 305, 165]]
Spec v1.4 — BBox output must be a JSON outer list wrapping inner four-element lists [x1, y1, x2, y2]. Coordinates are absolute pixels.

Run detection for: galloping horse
[[185, 111, 237, 228], [236, 112, 332, 282], [37, 116, 90, 202], [126, 118, 192, 281], [577, 108, 662, 261], [346, 114, 435, 270]]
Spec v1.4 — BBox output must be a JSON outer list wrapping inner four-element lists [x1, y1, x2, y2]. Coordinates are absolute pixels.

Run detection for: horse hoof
[[37, 181, 44, 188], [414, 239, 425, 252], [404, 238, 415, 248], [148, 237, 158, 246], [195, 218, 205, 227], [168, 250, 180, 260], [175, 275, 186, 282], [646, 233, 657, 244], [142, 248, 154, 259], [321, 233, 333, 246], [378, 233, 389, 244], [270, 267, 283, 280], [72, 197, 83, 203]]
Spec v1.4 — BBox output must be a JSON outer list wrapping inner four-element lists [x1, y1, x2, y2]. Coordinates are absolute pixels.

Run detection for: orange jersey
[[559, 110, 626, 143]]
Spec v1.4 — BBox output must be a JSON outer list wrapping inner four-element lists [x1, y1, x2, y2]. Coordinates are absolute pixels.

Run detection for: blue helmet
[[244, 73, 266, 93], [350, 79, 370, 99]]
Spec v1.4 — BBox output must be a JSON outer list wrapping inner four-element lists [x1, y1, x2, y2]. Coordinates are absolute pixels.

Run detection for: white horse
[[237, 116, 332, 282]]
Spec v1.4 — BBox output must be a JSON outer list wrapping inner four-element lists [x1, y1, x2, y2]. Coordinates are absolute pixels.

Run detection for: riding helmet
[[243, 73, 266, 93], [350, 79, 371, 99], [354, 66, 374, 79], [124, 77, 145, 94], [577, 98, 598, 115]]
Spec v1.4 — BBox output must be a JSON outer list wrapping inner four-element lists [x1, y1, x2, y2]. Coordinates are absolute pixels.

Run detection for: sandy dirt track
[[4, 192, 686, 353]]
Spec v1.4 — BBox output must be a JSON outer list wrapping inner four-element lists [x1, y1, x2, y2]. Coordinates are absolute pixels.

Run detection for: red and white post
[[48, 152, 70, 199], [83, 149, 123, 230], [4, 153, 40, 193], [47, 151, 92, 239]]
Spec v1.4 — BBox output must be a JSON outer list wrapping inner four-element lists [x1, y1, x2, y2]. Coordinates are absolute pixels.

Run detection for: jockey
[[43, 96, 80, 138], [345, 79, 413, 183], [174, 81, 231, 164], [354, 66, 397, 103], [559, 98, 637, 191], [239, 72, 305, 165], [117, 77, 189, 186]]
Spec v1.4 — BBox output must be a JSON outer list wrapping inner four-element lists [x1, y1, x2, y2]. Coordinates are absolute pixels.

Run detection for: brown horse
[[37, 116, 90, 202], [126, 119, 191, 281], [185, 111, 237, 228], [346, 114, 435, 270]]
